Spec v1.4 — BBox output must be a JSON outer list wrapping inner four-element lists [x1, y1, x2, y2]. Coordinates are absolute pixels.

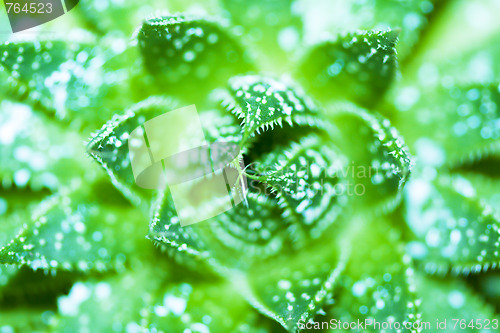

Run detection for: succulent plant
[[1, 0, 499, 332]]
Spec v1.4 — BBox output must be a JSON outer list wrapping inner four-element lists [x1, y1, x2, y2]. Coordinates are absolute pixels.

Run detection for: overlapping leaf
[[151, 189, 349, 332], [404, 173, 500, 275], [146, 277, 276, 332], [298, 30, 399, 108]]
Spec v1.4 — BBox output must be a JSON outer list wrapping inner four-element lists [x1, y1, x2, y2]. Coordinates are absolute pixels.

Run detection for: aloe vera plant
[[1, 0, 500, 332]]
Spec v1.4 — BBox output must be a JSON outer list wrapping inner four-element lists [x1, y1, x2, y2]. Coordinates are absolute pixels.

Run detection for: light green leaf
[[298, 30, 399, 108], [76, 1, 169, 36], [416, 273, 498, 332], [0, 39, 150, 130], [145, 278, 276, 333], [137, 16, 254, 102], [394, 83, 500, 167], [51, 270, 154, 332], [298, 0, 448, 60], [404, 173, 500, 275], [328, 104, 413, 213], [234, 233, 348, 332], [0, 308, 51, 332], [0, 39, 99, 124], [221, 0, 303, 71], [0, 188, 48, 249], [52, 258, 274, 333], [77, 0, 223, 36], [0, 100, 92, 191], [328, 220, 419, 332], [455, 172, 500, 216]]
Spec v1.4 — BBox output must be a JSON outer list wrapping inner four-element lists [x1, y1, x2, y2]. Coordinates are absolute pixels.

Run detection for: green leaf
[[137, 16, 254, 102], [52, 270, 153, 331], [0, 100, 92, 191], [0, 266, 76, 307], [0, 188, 48, 248], [222, 75, 326, 147], [149, 75, 353, 331], [145, 278, 276, 332], [0, 39, 150, 130], [234, 232, 348, 332], [298, 0, 447, 60], [221, 0, 303, 71], [328, 220, 419, 333], [328, 104, 413, 213], [0, 308, 51, 332], [298, 30, 399, 108], [87, 97, 178, 205], [415, 273, 498, 332], [0, 184, 147, 272], [52, 257, 274, 333], [150, 188, 350, 332], [404, 173, 500, 275], [149, 190, 287, 268], [0, 39, 99, 124], [455, 172, 500, 216], [394, 83, 500, 167], [76, 1, 169, 36]]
